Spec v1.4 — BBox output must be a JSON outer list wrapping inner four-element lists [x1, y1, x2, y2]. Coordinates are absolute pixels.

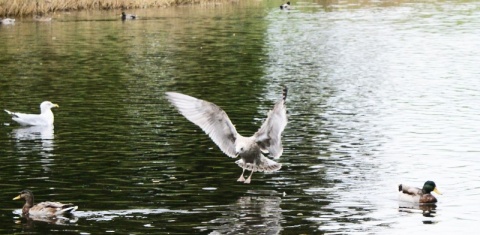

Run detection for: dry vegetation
[[0, 0, 228, 17]]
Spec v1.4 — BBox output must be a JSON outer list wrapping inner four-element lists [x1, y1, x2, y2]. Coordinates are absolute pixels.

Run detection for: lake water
[[1, 0, 479, 234]]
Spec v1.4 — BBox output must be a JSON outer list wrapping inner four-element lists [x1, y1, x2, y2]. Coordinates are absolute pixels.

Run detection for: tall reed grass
[[0, 0, 228, 17]]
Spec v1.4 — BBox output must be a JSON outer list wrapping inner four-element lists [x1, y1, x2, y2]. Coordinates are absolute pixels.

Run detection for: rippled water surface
[[1, 0, 479, 234]]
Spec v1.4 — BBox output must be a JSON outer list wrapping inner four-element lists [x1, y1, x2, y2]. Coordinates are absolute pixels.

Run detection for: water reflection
[[13, 209, 78, 226], [398, 201, 437, 217], [9, 125, 55, 171], [13, 207, 193, 230], [1, 0, 480, 234], [11, 125, 54, 145], [203, 192, 283, 234], [76, 208, 193, 221]]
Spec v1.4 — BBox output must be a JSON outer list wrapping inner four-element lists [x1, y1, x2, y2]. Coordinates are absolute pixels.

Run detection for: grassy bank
[[0, 0, 229, 17]]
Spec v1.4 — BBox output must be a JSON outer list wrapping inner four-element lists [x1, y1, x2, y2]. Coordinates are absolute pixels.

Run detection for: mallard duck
[[166, 87, 288, 184], [398, 181, 442, 203], [13, 190, 78, 216], [121, 12, 137, 20], [4, 101, 59, 126], [280, 2, 291, 10], [1, 18, 15, 25]]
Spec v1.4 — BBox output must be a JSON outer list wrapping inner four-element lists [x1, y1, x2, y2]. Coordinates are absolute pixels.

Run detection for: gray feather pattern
[[166, 88, 288, 174], [165, 92, 238, 158]]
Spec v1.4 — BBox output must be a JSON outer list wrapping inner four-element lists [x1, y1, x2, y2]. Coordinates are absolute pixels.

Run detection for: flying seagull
[[4, 101, 59, 126], [166, 87, 288, 183]]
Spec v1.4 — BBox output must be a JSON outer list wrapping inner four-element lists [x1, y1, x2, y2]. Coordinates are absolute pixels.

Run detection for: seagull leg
[[244, 171, 254, 184], [237, 168, 246, 182]]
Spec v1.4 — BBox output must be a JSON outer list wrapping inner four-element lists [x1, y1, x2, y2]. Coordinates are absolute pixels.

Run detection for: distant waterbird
[[4, 101, 59, 126], [33, 15, 52, 22], [122, 12, 137, 20], [1, 18, 15, 25], [166, 87, 288, 184], [280, 2, 291, 10]]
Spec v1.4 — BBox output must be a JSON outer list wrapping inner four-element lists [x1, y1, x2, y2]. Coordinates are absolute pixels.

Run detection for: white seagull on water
[[4, 101, 59, 126], [166, 87, 288, 183], [1, 18, 15, 25]]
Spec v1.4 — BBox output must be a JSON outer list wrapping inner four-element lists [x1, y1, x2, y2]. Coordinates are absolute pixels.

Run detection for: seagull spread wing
[[166, 92, 238, 158], [254, 88, 288, 159]]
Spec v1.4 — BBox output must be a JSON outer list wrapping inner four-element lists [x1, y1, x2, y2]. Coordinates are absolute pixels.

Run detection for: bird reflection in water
[[14, 213, 78, 228], [205, 194, 283, 235], [398, 201, 438, 218], [9, 125, 55, 171], [11, 125, 54, 149]]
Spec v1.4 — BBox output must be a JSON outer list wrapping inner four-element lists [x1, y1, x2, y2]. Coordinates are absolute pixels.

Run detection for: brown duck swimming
[[13, 190, 78, 216]]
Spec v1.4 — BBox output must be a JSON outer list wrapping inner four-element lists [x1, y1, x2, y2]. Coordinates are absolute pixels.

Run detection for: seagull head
[[40, 101, 59, 111], [235, 145, 246, 156]]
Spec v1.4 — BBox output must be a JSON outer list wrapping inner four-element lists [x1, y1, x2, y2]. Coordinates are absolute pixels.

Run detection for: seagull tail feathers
[[4, 109, 19, 118], [236, 156, 281, 173]]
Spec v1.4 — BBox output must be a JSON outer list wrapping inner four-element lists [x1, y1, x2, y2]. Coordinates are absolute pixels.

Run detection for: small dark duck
[[280, 2, 291, 10], [121, 12, 137, 20], [398, 181, 442, 203], [13, 190, 78, 216]]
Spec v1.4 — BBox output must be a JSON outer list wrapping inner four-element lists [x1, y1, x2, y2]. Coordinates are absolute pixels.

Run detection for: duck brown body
[[13, 190, 78, 217]]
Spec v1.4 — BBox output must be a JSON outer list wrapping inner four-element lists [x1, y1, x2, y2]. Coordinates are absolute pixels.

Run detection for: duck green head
[[423, 181, 442, 195]]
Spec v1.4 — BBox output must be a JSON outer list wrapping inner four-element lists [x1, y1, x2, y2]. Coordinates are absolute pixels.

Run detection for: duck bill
[[13, 195, 21, 200], [433, 187, 442, 195]]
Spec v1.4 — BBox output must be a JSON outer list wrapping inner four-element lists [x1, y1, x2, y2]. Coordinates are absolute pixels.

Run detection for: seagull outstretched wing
[[166, 92, 238, 158]]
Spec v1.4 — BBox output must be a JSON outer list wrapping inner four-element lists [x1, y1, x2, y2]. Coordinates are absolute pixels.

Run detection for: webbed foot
[[237, 175, 245, 182]]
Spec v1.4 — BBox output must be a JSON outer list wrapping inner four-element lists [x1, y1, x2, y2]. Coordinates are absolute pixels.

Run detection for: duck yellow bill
[[13, 195, 21, 200], [433, 187, 442, 195]]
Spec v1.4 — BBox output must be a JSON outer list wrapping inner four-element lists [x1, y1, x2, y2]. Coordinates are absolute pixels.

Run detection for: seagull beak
[[53, 104, 59, 108], [13, 195, 21, 200], [433, 187, 442, 195]]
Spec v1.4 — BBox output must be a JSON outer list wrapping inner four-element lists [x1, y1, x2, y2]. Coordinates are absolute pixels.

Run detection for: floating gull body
[[4, 101, 59, 126], [1, 18, 15, 25], [166, 87, 288, 183]]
